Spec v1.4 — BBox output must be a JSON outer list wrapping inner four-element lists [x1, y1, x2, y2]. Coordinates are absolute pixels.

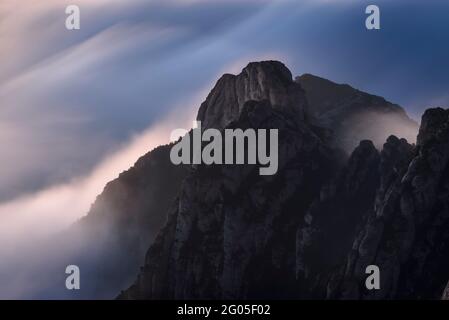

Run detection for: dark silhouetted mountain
[[111, 61, 449, 300]]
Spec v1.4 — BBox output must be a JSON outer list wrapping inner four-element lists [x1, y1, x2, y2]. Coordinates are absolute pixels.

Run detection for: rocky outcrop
[[61, 61, 314, 298], [198, 61, 308, 130], [295, 139, 381, 298], [328, 108, 449, 300], [119, 69, 339, 298]]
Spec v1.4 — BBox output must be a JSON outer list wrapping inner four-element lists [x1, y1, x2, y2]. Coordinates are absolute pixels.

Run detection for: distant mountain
[[109, 61, 449, 299], [297, 73, 418, 152], [62, 144, 189, 298]]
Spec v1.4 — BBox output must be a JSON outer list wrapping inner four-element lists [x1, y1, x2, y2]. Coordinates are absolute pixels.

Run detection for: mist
[[339, 110, 419, 153], [0, 0, 447, 299]]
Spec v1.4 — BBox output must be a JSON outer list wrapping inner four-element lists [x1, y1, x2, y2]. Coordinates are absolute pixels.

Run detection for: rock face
[[297, 74, 418, 152], [114, 61, 449, 300], [7, 142, 190, 299], [327, 108, 449, 300], [198, 61, 308, 130], [120, 62, 339, 299]]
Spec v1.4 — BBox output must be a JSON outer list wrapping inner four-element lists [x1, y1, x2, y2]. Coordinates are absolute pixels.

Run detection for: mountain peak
[[197, 60, 307, 129], [244, 60, 293, 83]]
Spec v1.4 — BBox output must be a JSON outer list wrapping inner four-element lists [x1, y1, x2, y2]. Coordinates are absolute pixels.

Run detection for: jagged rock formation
[[65, 61, 316, 298], [328, 108, 449, 300], [42, 59, 448, 300], [297, 74, 418, 152], [295, 139, 381, 298], [121, 97, 339, 299], [114, 61, 449, 300]]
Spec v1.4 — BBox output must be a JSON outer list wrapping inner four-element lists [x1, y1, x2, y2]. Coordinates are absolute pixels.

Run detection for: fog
[[2, 0, 449, 202], [0, 104, 196, 299], [338, 110, 419, 153]]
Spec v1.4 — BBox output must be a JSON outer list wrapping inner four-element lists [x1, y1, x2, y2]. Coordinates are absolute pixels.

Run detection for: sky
[[0, 0, 449, 285]]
